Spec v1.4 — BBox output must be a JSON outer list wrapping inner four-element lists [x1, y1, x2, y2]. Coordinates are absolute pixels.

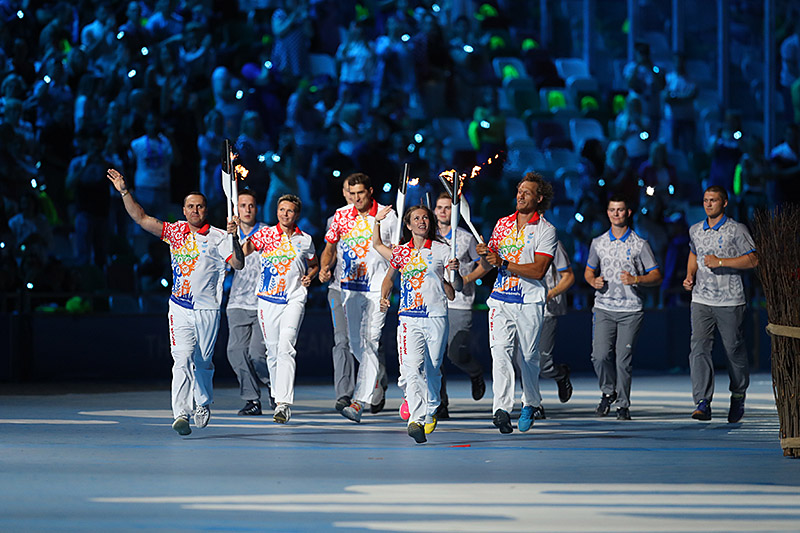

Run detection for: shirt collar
[[703, 215, 727, 231], [350, 199, 379, 218], [514, 211, 540, 225], [608, 227, 632, 242], [239, 223, 261, 240], [276, 224, 302, 236], [182, 223, 210, 235]]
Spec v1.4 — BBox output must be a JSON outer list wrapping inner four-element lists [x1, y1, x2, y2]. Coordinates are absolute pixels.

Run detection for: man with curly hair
[[466, 172, 558, 434]]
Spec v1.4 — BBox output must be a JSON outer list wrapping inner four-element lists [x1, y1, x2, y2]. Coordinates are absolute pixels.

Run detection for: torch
[[392, 163, 410, 245], [221, 139, 237, 246], [437, 170, 484, 245], [448, 173, 463, 282]]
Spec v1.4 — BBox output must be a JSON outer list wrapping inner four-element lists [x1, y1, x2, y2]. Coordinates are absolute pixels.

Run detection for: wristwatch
[[502, 259, 509, 269]]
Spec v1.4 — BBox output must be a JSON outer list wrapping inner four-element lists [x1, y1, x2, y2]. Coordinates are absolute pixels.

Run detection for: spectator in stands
[[768, 123, 800, 205], [638, 142, 678, 202], [236, 110, 272, 205], [336, 20, 376, 114], [198, 109, 225, 212], [737, 137, 770, 220], [271, 0, 312, 82], [707, 110, 743, 194], [779, 24, 800, 122], [664, 52, 698, 154], [602, 141, 638, 204], [286, 80, 325, 180], [614, 95, 651, 172], [130, 112, 174, 217], [578, 138, 606, 192], [374, 15, 419, 112], [623, 42, 665, 141]]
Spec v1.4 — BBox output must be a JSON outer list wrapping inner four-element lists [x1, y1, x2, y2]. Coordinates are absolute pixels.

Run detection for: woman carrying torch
[[373, 204, 462, 443]]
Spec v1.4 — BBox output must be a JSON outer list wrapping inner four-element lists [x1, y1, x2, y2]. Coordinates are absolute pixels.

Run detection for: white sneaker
[[194, 405, 210, 428], [273, 403, 291, 424], [172, 415, 191, 436]]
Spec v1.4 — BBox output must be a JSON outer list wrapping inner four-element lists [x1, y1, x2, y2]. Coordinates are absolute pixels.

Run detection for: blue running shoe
[[518, 406, 535, 432], [692, 399, 712, 420]]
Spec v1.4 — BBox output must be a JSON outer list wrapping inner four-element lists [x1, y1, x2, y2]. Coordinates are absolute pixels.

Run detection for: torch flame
[[439, 170, 457, 183], [408, 177, 420, 186], [470, 166, 482, 179], [235, 164, 249, 179]]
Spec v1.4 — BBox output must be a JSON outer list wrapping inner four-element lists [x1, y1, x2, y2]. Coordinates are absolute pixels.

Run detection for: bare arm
[[703, 252, 758, 270], [379, 268, 398, 312], [318, 240, 337, 283], [621, 268, 663, 286], [372, 205, 394, 261], [463, 261, 492, 283], [683, 251, 698, 291], [547, 267, 575, 300], [107, 168, 164, 237], [584, 265, 605, 290], [301, 256, 320, 287]]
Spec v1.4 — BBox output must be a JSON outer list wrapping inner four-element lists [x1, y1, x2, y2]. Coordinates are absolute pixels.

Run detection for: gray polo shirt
[[227, 222, 267, 311], [439, 226, 479, 311], [587, 227, 659, 313], [688, 215, 756, 307], [544, 240, 570, 317]]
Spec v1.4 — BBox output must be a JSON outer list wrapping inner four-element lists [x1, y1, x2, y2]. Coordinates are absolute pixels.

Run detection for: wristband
[[120, 190, 129, 198], [634, 275, 639, 284]]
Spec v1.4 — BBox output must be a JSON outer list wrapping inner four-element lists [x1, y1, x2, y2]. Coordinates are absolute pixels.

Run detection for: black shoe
[[268, 395, 277, 410], [595, 392, 617, 417], [692, 399, 712, 420], [533, 405, 546, 420], [728, 396, 745, 423], [408, 422, 427, 443], [470, 374, 486, 401], [237, 400, 262, 416], [435, 403, 450, 420], [556, 365, 573, 403], [616, 407, 631, 420], [335, 395, 351, 412], [492, 409, 513, 434], [370, 397, 386, 414]]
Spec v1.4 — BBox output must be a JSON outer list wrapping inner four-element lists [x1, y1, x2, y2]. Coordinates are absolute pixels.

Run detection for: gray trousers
[[591, 308, 643, 409], [226, 308, 269, 401], [539, 315, 567, 381], [440, 308, 484, 405], [689, 303, 749, 403], [328, 286, 356, 399]]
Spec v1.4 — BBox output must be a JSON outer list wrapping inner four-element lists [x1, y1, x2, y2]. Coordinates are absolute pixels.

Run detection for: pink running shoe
[[399, 399, 410, 421]]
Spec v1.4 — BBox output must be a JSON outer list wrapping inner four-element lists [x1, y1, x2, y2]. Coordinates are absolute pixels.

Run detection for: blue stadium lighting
[[141, 47, 149, 56], [43, 75, 51, 84], [383, 182, 392, 192], [235, 90, 244, 100], [641, 207, 648, 215], [668, 184, 675, 195], [127, 69, 137, 78], [271, 154, 281, 163], [598, 179, 606, 187], [414, 133, 423, 143], [574, 212, 585, 223], [26, 282, 34, 290], [407, 143, 416, 153], [637, 179, 645, 187], [639, 131, 649, 140], [35, 161, 41, 169], [17, 10, 24, 19], [432, 3, 441, 12], [475, 279, 482, 286], [733, 130, 742, 140], [20, 244, 26, 251], [264, 60, 273, 69], [30, 178, 37, 188], [332, 170, 341, 178], [116, 31, 125, 40], [652, 66, 660, 74], [480, 120, 490, 129], [401, 34, 411, 42], [160, 278, 169, 288], [0, 242, 5, 249], [463, 44, 474, 53], [257, 154, 266, 162]]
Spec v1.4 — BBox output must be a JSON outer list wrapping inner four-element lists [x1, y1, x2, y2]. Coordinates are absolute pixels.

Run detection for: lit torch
[[438, 169, 484, 245], [392, 163, 410, 245], [221, 139, 237, 245]]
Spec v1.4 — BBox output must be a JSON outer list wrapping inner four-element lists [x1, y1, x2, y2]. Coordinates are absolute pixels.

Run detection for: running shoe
[[493, 409, 513, 434], [435, 403, 450, 420], [518, 406, 535, 432], [616, 407, 631, 420], [408, 422, 426, 443], [533, 405, 546, 420], [194, 405, 210, 428], [424, 416, 438, 434], [399, 399, 410, 421], [273, 403, 291, 424], [341, 401, 363, 423], [471, 373, 486, 401], [334, 395, 351, 412], [238, 400, 262, 416], [594, 392, 617, 417], [692, 399, 712, 421], [172, 415, 191, 436], [728, 396, 745, 423], [556, 364, 573, 403]]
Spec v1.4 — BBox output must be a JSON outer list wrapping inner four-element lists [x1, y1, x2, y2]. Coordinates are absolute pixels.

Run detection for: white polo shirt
[[689, 215, 756, 307], [439, 226, 479, 311], [228, 222, 267, 311], [544, 240, 571, 317], [587, 227, 659, 313], [249, 224, 316, 305], [162, 221, 232, 310], [390, 239, 450, 318], [487, 211, 558, 305], [324, 199, 398, 293]]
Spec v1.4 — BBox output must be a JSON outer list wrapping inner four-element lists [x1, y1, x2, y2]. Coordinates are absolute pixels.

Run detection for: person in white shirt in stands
[[241, 195, 319, 424], [226, 190, 272, 416], [373, 204, 462, 443], [319, 173, 398, 423], [683, 186, 758, 423], [585, 195, 662, 421], [107, 168, 244, 436]]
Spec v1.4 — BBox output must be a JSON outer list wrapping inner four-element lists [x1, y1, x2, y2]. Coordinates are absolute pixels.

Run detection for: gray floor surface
[[2, 373, 800, 532]]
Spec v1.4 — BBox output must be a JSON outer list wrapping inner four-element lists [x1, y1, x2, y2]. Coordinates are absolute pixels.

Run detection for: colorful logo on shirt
[[257, 233, 297, 304], [491, 219, 525, 303], [340, 217, 372, 292], [398, 250, 429, 317], [166, 227, 200, 308]]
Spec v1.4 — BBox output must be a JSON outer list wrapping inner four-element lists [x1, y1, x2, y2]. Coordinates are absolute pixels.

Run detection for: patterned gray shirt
[[587, 228, 659, 313], [544, 240, 570, 317], [688, 216, 756, 307], [227, 222, 267, 311], [438, 226, 479, 310]]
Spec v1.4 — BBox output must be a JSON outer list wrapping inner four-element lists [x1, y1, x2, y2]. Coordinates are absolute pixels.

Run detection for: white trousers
[[258, 299, 305, 405], [398, 316, 449, 424], [168, 302, 220, 418], [343, 291, 387, 404], [488, 299, 545, 414]]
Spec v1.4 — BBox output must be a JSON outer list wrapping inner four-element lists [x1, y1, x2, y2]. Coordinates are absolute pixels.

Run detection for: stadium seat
[[555, 58, 590, 80], [569, 118, 606, 153], [492, 56, 529, 81], [504, 117, 530, 141], [309, 53, 337, 78]]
